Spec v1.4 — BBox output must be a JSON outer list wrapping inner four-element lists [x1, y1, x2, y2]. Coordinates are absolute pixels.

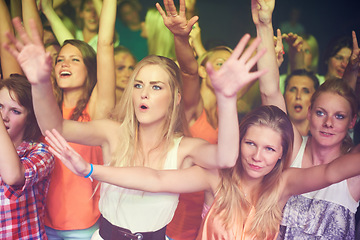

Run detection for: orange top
[[166, 109, 218, 239], [44, 105, 103, 230], [197, 203, 278, 240]]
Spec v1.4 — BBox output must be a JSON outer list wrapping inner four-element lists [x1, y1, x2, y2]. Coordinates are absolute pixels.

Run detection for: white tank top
[[98, 137, 182, 233], [291, 136, 358, 213]]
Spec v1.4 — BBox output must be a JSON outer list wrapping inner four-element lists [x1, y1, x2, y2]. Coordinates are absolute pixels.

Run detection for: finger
[[231, 34, 252, 61], [276, 29, 282, 45], [188, 16, 199, 30], [167, 0, 178, 15], [28, 19, 43, 47], [352, 31, 359, 50], [239, 36, 262, 63], [179, 0, 186, 17], [45, 130, 64, 153], [4, 31, 24, 53], [245, 47, 267, 71], [248, 68, 269, 81], [12, 17, 32, 47], [49, 146, 64, 161], [2, 41, 20, 59], [51, 129, 72, 150], [156, 2, 167, 18]]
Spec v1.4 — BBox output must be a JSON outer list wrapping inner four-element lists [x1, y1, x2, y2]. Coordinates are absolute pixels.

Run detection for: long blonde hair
[[110, 55, 187, 168], [214, 105, 294, 238], [145, 8, 176, 60]]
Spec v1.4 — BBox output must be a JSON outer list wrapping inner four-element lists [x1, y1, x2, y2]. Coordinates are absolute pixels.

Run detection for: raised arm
[[41, 0, 75, 45], [3, 17, 109, 147], [252, 0, 303, 159], [252, 0, 286, 111], [156, 0, 202, 122], [343, 31, 359, 91], [0, 0, 22, 77], [179, 34, 267, 169], [89, 0, 116, 120]]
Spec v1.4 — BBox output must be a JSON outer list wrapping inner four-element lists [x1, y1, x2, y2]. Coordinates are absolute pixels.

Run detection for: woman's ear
[[348, 114, 358, 129], [198, 65, 208, 79], [176, 92, 181, 105]]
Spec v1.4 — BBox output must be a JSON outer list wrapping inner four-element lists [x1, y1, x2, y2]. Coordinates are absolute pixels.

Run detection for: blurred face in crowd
[[115, 52, 136, 90], [80, 1, 99, 32], [327, 47, 351, 79], [285, 75, 316, 123]]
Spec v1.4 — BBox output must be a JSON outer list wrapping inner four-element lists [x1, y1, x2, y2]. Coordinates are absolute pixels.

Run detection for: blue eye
[[266, 147, 275, 152], [12, 109, 21, 115], [56, 58, 64, 63], [245, 141, 255, 146], [335, 114, 345, 120], [316, 110, 324, 117], [152, 85, 161, 90], [134, 83, 142, 89]]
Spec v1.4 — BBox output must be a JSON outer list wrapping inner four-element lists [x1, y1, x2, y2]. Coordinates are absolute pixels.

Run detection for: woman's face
[[80, 1, 99, 32], [327, 47, 351, 79], [285, 75, 316, 123], [204, 50, 232, 89], [115, 52, 136, 90], [241, 125, 283, 180], [308, 92, 356, 148], [0, 88, 28, 146], [132, 65, 173, 127], [119, 3, 140, 26], [55, 44, 88, 91]]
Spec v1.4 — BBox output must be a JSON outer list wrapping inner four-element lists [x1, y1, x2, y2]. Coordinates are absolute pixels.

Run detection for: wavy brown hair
[[54, 39, 97, 121], [0, 74, 42, 141]]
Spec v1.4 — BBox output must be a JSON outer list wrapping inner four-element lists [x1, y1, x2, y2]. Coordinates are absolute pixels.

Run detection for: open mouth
[[60, 71, 72, 77], [294, 104, 302, 112], [140, 104, 148, 110]]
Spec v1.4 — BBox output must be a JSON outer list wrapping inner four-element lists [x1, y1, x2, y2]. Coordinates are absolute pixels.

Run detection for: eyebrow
[[134, 80, 165, 85]]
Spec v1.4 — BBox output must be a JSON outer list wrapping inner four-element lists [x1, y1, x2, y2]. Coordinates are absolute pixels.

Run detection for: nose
[[323, 116, 333, 128], [61, 59, 70, 67], [125, 68, 132, 77], [340, 59, 348, 68], [252, 147, 261, 162], [295, 90, 301, 100], [141, 86, 149, 99], [1, 109, 9, 122]]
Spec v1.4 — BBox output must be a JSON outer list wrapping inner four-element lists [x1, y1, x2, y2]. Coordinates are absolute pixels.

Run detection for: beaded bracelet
[[84, 163, 94, 182]]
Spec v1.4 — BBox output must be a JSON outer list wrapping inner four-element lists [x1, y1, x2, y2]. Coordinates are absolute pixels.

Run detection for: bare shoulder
[[347, 175, 360, 201]]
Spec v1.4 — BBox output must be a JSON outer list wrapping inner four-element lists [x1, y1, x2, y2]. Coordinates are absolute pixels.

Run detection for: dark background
[[138, 0, 360, 74]]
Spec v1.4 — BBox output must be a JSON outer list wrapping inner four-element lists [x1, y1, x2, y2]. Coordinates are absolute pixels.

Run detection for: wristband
[[84, 163, 94, 182]]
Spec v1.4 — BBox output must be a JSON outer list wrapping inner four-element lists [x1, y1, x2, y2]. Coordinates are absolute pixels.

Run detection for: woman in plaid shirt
[[0, 74, 55, 239]]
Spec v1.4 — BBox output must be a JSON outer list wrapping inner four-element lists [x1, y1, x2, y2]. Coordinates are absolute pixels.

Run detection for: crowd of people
[[0, 0, 359, 239]]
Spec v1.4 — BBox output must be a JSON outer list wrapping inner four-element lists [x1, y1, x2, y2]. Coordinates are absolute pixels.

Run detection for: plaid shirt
[[0, 141, 54, 239]]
